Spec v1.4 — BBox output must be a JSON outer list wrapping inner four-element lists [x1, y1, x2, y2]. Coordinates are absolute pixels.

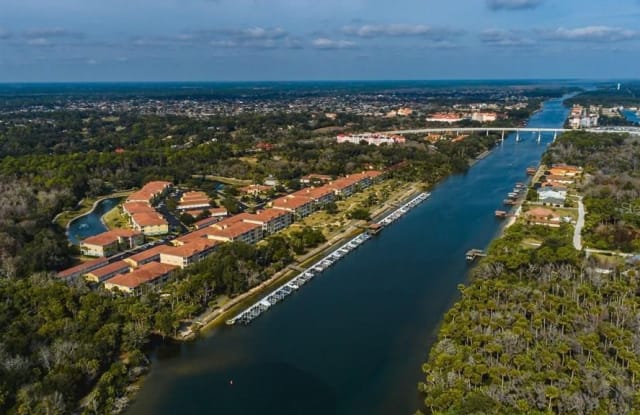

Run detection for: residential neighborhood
[[59, 169, 386, 295]]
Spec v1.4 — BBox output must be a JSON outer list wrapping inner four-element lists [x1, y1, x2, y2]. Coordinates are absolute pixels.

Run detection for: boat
[[495, 210, 507, 218], [526, 167, 537, 175], [503, 199, 517, 206]]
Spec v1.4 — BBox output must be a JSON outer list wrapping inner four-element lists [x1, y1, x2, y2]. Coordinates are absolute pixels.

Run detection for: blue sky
[[1, 0, 640, 81]]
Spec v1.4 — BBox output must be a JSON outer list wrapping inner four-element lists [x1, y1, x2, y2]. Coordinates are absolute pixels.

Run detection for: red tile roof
[[294, 185, 334, 200], [161, 239, 218, 258], [123, 202, 154, 215], [272, 195, 314, 210], [248, 208, 291, 223], [125, 245, 171, 265], [209, 221, 262, 240], [88, 260, 131, 279], [57, 257, 109, 279], [81, 229, 141, 246], [108, 262, 177, 289], [132, 212, 167, 227]]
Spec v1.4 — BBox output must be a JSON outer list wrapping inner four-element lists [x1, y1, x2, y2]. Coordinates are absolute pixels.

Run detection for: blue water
[[126, 97, 571, 415], [67, 198, 119, 245], [622, 109, 640, 124]]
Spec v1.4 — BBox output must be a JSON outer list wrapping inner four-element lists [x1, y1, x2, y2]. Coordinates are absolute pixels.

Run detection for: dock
[[465, 249, 487, 261], [226, 192, 431, 326]]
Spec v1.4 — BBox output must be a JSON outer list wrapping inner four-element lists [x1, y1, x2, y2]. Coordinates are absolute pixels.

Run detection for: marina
[[226, 192, 431, 325]]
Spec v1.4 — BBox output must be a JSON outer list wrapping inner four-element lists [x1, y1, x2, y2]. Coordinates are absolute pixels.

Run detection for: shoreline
[[177, 183, 425, 339], [62, 191, 133, 243], [225, 192, 429, 326]]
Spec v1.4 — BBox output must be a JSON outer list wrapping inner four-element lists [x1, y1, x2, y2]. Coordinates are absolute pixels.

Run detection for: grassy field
[[194, 174, 253, 186], [102, 206, 130, 229]]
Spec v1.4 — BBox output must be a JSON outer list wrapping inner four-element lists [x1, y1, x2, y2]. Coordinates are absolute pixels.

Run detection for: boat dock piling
[[226, 192, 431, 326]]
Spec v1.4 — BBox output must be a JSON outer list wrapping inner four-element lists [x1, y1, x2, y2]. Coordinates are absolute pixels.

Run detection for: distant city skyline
[[2, 0, 640, 81]]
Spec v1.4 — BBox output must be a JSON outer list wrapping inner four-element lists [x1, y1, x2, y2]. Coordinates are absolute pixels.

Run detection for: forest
[[566, 84, 640, 107], [418, 131, 640, 414]]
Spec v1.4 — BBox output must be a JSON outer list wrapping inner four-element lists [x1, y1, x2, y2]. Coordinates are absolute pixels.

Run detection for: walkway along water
[[226, 192, 430, 326], [126, 96, 572, 415]]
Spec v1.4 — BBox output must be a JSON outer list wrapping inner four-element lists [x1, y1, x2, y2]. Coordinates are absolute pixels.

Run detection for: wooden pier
[[465, 249, 487, 261]]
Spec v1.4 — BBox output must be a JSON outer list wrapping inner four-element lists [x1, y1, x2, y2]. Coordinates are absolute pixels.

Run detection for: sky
[[1, 0, 640, 81]]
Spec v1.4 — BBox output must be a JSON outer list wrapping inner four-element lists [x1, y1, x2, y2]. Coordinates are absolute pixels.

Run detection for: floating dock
[[226, 192, 431, 325]]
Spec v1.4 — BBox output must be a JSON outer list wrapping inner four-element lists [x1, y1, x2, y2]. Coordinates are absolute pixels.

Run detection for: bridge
[[379, 126, 640, 143]]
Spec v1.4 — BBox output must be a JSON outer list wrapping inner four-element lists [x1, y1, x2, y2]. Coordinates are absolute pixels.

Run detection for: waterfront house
[[294, 185, 335, 208], [104, 262, 177, 295], [241, 208, 293, 235], [84, 260, 131, 283], [271, 195, 316, 219], [329, 171, 382, 197], [525, 207, 561, 228], [538, 187, 567, 207], [208, 221, 264, 244], [548, 164, 581, 177]]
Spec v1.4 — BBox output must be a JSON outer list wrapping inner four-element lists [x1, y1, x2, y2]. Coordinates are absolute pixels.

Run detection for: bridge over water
[[380, 126, 640, 142]]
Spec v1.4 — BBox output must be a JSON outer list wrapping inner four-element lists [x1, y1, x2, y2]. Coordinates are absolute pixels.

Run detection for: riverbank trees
[[418, 131, 640, 414], [418, 225, 640, 414]]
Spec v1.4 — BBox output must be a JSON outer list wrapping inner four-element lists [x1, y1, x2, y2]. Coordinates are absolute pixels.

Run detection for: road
[[573, 197, 585, 250]]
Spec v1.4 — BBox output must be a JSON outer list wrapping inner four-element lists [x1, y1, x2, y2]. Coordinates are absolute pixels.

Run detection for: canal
[[67, 198, 120, 245], [126, 97, 571, 415]]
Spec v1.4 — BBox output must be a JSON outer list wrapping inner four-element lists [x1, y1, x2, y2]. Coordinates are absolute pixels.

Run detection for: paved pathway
[[573, 198, 585, 250]]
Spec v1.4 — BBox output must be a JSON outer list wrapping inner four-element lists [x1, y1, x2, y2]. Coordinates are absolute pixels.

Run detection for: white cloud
[[480, 29, 535, 47], [311, 38, 357, 49], [542, 26, 640, 42], [342, 24, 460, 40]]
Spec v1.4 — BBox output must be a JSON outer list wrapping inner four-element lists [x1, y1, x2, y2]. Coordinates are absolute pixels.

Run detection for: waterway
[[67, 198, 119, 245], [127, 97, 571, 415], [622, 108, 640, 124]]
